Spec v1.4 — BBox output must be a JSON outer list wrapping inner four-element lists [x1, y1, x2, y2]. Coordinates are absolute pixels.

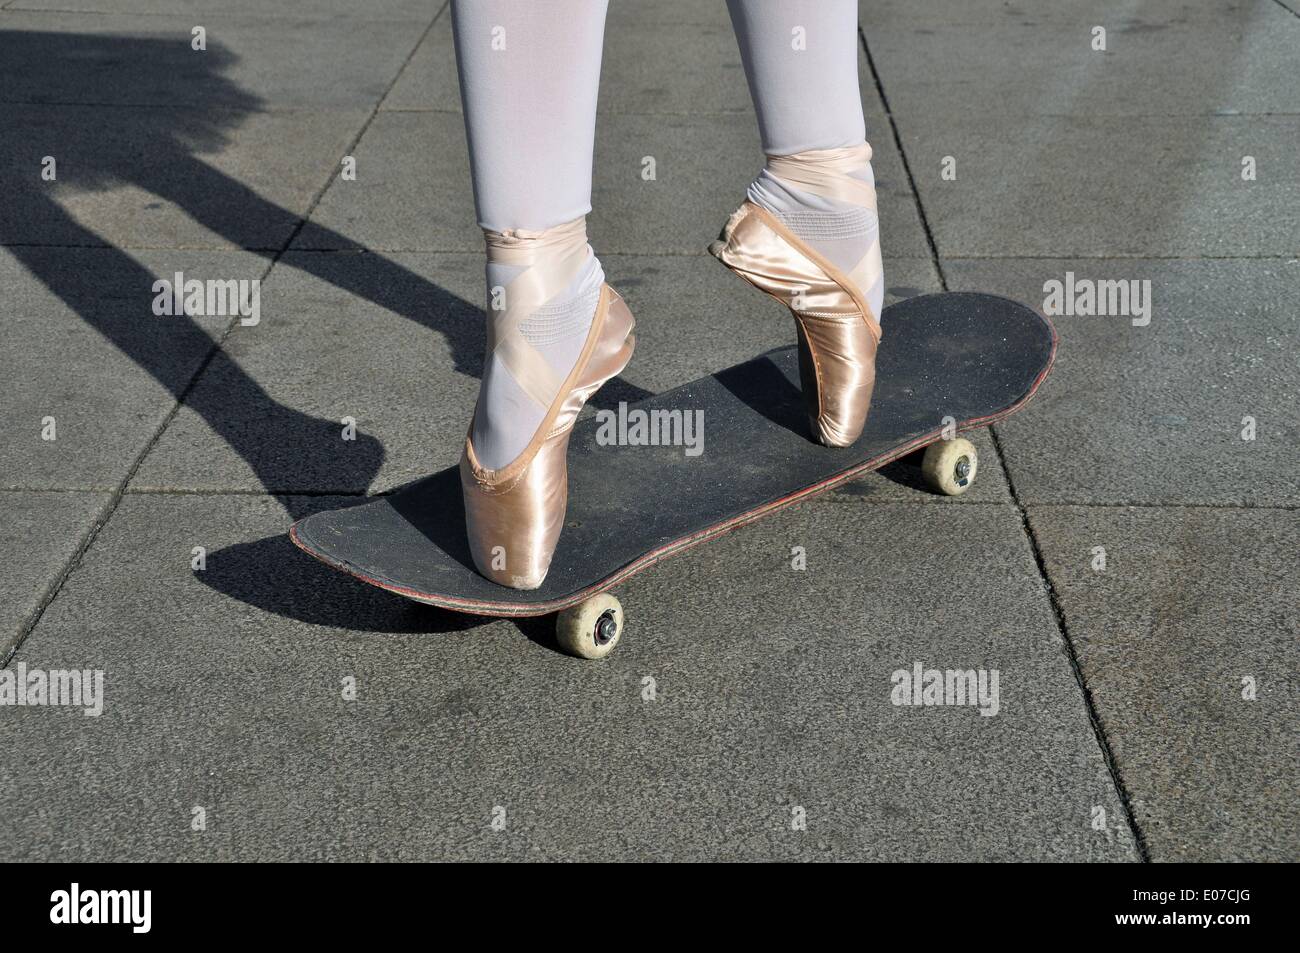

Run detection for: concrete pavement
[[1, 0, 1295, 861]]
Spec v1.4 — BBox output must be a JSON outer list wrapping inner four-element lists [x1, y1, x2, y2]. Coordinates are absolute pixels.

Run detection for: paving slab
[[864, 1, 1300, 117], [893, 112, 1300, 258], [0, 10, 430, 110], [0, 491, 111, 659], [1029, 504, 1299, 862], [3, 0, 1286, 864], [0, 103, 371, 249], [947, 258, 1300, 506], [0, 246, 264, 490], [0, 492, 1136, 861], [133, 252, 1006, 503], [289, 111, 477, 253], [378, 6, 461, 113], [293, 110, 931, 257]]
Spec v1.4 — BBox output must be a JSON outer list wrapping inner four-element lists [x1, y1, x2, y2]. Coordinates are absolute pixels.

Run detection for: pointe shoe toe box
[[710, 202, 881, 449], [461, 286, 635, 590]]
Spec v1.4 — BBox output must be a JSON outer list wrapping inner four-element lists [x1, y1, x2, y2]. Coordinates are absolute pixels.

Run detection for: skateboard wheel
[[921, 437, 978, 496], [556, 594, 624, 660]]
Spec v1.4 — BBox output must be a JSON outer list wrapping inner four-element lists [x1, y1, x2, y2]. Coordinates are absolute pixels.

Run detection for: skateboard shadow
[[198, 492, 568, 653], [196, 496, 485, 635]]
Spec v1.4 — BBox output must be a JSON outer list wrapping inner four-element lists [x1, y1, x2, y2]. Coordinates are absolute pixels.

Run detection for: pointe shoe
[[460, 284, 635, 590], [709, 200, 882, 448]]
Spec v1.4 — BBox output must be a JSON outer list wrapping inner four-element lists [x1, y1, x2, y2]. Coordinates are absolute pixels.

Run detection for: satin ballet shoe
[[710, 200, 880, 447], [709, 142, 883, 447], [460, 284, 635, 590]]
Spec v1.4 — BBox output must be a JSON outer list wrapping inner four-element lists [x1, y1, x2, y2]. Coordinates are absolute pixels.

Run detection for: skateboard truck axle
[[594, 610, 618, 646]]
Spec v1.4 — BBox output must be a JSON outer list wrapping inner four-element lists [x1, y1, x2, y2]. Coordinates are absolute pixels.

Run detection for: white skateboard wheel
[[556, 593, 624, 659], [921, 437, 978, 496]]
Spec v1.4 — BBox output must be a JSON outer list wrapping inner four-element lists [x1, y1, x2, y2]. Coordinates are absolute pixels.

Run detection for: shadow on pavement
[[1, 29, 649, 524]]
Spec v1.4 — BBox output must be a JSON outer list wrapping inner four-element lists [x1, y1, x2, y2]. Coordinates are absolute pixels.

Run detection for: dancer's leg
[[452, 0, 636, 591], [711, 0, 882, 447], [726, 0, 883, 324], [451, 0, 610, 470]]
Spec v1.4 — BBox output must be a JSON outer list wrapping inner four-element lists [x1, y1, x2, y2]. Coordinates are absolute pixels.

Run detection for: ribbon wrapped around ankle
[[763, 141, 882, 327], [482, 216, 592, 411], [765, 142, 876, 210]]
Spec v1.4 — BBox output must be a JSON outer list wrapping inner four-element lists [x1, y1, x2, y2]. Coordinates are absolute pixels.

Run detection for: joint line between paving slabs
[[859, 22, 1153, 861]]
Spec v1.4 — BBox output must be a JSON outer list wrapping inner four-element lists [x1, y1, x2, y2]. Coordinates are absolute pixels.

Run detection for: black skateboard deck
[[291, 292, 1055, 619]]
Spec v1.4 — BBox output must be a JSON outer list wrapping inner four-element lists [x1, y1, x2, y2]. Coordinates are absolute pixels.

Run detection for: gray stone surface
[[0, 493, 1135, 861], [0, 104, 371, 249], [379, 6, 461, 113], [893, 113, 1300, 258], [3, 0, 1293, 862], [0, 9, 431, 110], [864, 0, 1300, 117], [0, 247, 263, 490], [290, 111, 479, 253], [1029, 505, 1300, 862], [947, 258, 1300, 506], [0, 491, 110, 659]]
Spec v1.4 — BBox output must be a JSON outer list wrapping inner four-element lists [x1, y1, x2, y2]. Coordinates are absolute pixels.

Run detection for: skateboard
[[290, 292, 1056, 658]]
